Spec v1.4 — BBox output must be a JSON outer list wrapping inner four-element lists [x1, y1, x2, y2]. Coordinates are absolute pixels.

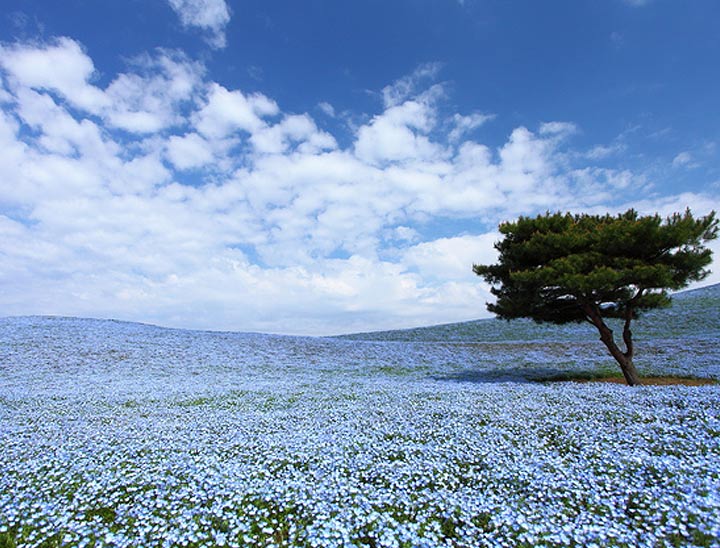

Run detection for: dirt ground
[[583, 376, 717, 386]]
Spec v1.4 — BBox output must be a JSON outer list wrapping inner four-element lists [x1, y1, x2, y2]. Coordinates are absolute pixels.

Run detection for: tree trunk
[[583, 304, 642, 386], [597, 324, 642, 386], [618, 356, 642, 387]]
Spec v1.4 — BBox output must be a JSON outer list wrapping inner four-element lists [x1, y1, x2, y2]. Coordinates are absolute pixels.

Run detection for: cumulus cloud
[[0, 39, 717, 334], [403, 234, 500, 281], [0, 37, 108, 113], [166, 132, 214, 170], [167, 0, 231, 49], [354, 91, 445, 165], [194, 83, 278, 139], [104, 50, 205, 133], [0, 39, 204, 134], [251, 114, 337, 155]]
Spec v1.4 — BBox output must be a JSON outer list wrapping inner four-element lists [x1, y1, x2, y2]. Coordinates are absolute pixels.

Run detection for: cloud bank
[[0, 37, 717, 334]]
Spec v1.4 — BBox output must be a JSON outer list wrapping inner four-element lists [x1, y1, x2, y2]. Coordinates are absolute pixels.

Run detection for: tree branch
[[622, 287, 643, 360], [581, 303, 603, 330], [622, 309, 633, 360]]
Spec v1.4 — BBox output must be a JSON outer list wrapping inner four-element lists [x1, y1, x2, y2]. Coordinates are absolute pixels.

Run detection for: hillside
[[2, 287, 720, 546], [337, 283, 720, 343], [2, 284, 718, 392]]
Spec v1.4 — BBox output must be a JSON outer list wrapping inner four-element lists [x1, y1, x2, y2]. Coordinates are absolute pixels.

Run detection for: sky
[[0, 0, 718, 335]]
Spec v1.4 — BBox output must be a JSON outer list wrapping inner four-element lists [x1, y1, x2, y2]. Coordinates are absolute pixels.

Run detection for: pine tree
[[474, 209, 718, 385]]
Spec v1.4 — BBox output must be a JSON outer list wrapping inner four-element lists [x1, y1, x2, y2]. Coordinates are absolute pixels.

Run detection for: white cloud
[[610, 31, 624, 49], [381, 62, 443, 108], [251, 114, 337, 155], [318, 102, 336, 117], [1, 44, 718, 335], [448, 112, 494, 142], [14, 88, 115, 158], [539, 121, 577, 137], [115, 154, 171, 194], [167, 0, 231, 49], [166, 132, 214, 169], [0, 75, 14, 103], [497, 127, 555, 186], [0, 40, 204, 134], [0, 37, 108, 113], [104, 50, 205, 133], [403, 233, 499, 281], [672, 151, 692, 167], [615, 192, 718, 220], [672, 151, 699, 169], [390, 226, 420, 243], [584, 143, 625, 160], [572, 167, 641, 192], [354, 95, 445, 165], [194, 83, 278, 139]]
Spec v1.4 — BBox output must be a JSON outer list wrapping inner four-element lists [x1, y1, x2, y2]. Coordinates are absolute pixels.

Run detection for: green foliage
[[474, 209, 718, 324]]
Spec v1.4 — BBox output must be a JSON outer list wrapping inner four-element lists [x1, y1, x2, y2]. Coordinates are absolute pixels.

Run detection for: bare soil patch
[[581, 376, 717, 386]]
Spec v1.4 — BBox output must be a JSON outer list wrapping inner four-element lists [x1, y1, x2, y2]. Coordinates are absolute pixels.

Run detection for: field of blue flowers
[[1, 285, 719, 547]]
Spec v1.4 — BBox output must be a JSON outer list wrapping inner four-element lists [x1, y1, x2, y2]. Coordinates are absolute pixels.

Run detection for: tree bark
[[597, 322, 642, 386], [582, 304, 642, 386]]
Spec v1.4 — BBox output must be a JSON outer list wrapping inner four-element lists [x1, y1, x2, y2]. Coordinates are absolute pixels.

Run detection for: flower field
[[1, 285, 720, 547]]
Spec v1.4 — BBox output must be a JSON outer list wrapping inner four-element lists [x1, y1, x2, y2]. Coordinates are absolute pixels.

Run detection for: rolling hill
[[337, 283, 720, 344]]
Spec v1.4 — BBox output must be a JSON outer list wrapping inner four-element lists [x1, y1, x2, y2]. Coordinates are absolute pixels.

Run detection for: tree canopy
[[474, 209, 718, 385]]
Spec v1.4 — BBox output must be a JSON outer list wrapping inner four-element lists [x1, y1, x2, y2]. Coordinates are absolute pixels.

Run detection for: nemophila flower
[[1, 317, 720, 546]]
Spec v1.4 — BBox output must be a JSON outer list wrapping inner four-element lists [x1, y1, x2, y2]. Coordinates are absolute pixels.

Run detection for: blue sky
[[0, 0, 718, 335]]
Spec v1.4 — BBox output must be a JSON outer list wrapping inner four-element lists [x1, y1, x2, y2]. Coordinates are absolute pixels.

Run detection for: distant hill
[[337, 283, 720, 343], [1, 283, 718, 386]]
